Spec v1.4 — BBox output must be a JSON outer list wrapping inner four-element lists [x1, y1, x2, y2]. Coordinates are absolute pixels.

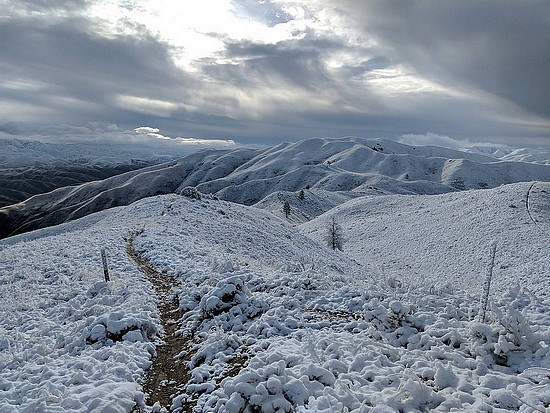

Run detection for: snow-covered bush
[[199, 275, 264, 319], [179, 275, 268, 337], [206, 359, 329, 412], [469, 299, 545, 369], [180, 186, 202, 200]]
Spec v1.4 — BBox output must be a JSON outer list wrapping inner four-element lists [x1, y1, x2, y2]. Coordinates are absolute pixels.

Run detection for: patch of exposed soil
[[126, 234, 194, 412]]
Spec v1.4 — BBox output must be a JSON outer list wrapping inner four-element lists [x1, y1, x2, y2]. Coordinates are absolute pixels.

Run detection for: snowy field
[[1, 183, 549, 412], [301, 181, 550, 299]]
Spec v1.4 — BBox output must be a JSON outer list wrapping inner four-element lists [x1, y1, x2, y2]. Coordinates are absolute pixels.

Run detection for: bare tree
[[326, 216, 344, 251]]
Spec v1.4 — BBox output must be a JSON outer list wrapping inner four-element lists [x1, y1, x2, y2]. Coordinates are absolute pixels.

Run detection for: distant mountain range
[[1, 137, 548, 239]]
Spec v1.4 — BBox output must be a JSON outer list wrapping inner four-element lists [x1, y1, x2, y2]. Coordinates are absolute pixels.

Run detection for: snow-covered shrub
[[492, 303, 540, 351], [180, 186, 202, 200], [180, 275, 267, 335], [82, 282, 158, 345], [207, 360, 329, 412], [469, 299, 544, 369], [189, 332, 243, 369], [211, 257, 238, 274], [433, 362, 459, 389], [362, 298, 413, 331], [488, 388, 522, 410]]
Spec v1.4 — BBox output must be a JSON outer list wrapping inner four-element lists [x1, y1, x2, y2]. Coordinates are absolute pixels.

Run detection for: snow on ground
[[253, 189, 361, 224], [0, 205, 161, 412], [136, 189, 549, 412], [1, 184, 549, 412], [301, 181, 550, 300]]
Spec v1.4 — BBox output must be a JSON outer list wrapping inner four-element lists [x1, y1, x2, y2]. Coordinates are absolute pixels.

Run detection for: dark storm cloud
[[196, 33, 548, 145], [0, 15, 191, 125], [330, 0, 550, 120], [203, 35, 341, 91]]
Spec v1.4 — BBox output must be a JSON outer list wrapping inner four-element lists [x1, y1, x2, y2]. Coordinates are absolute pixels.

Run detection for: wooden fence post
[[101, 248, 110, 282], [481, 242, 497, 323]]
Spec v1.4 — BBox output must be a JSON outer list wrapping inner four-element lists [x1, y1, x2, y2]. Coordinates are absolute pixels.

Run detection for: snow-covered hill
[[195, 137, 540, 203], [1, 185, 549, 412], [0, 192, 357, 412], [0, 161, 155, 208], [0, 137, 196, 167], [301, 181, 550, 298], [0, 148, 258, 238], [0, 134, 239, 209], [466, 145, 550, 165], [2, 137, 548, 238]]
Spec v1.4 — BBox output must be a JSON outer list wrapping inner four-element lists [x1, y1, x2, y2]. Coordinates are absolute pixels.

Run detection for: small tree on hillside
[[298, 189, 305, 201], [283, 201, 291, 218], [326, 216, 344, 251]]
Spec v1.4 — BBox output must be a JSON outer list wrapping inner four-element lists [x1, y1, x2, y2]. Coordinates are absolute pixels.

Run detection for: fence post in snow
[[481, 242, 497, 323], [101, 248, 110, 282]]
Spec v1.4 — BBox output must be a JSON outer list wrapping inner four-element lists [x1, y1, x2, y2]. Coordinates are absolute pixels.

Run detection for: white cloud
[[173, 137, 235, 147], [133, 125, 234, 147], [1, 122, 236, 149], [134, 126, 159, 134], [399, 133, 482, 150]]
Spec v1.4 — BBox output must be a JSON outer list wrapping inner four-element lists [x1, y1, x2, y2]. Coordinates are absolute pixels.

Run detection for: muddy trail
[[126, 234, 195, 412]]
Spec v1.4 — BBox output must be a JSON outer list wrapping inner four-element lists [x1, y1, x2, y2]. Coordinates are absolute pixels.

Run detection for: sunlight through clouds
[[87, 0, 308, 69]]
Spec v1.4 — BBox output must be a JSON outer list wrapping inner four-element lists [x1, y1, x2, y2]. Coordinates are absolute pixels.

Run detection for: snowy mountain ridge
[[1, 137, 548, 238], [465, 145, 550, 165], [0, 136, 203, 167]]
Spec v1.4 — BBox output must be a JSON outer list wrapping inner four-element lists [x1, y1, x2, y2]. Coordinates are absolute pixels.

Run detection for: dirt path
[[126, 234, 194, 412]]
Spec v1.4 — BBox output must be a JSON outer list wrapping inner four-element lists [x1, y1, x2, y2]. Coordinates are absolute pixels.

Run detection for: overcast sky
[[1, 0, 549, 147]]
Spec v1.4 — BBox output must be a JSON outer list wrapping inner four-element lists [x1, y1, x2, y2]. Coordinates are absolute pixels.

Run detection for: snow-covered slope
[[466, 145, 550, 165], [253, 189, 361, 223], [0, 161, 154, 208], [0, 192, 357, 412], [3, 137, 548, 239], [0, 137, 195, 167], [301, 181, 550, 298], [195, 137, 519, 204], [1, 186, 549, 412], [0, 135, 238, 210], [0, 148, 258, 238]]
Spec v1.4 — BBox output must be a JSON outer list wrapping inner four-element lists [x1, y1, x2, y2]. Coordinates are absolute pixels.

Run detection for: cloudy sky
[[1, 0, 549, 147]]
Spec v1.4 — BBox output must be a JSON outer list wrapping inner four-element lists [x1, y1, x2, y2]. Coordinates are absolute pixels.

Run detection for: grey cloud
[[195, 28, 549, 145], [337, 56, 392, 79], [0, 16, 191, 125], [208, 35, 342, 92], [328, 0, 550, 120], [1, 1, 548, 147], [3, 0, 92, 13]]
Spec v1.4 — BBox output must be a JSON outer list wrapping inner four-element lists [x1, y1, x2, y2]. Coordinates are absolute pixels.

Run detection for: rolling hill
[[1, 137, 548, 239], [1, 181, 548, 412], [300, 181, 550, 298]]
